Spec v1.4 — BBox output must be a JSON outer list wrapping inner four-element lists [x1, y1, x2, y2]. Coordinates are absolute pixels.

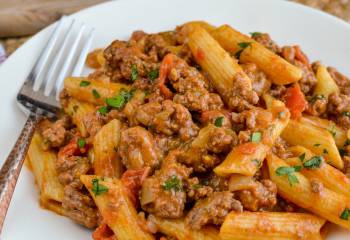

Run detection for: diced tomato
[[237, 142, 257, 154], [92, 223, 116, 240], [284, 84, 307, 119], [121, 167, 150, 207], [293, 45, 309, 66], [196, 47, 205, 61], [158, 54, 176, 99]]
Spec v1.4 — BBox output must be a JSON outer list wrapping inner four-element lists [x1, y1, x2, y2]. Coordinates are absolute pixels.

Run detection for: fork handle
[[0, 112, 40, 234]]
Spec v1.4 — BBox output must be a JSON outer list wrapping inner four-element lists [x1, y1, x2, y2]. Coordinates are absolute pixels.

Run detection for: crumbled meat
[[272, 137, 293, 159], [206, 127, 237, 153], [200, 110, 232, 128], [310, 179, 324, 194], [185, 192, 243, 230], [201, 172, 229, 192], [118, 126, 161, 170], [269, 84, 287, 99], [82, 112, 104, 138], [252, 33, 281, 53], [136, 100, 199, 141], [41, 116, 71, 148], [140, 158, 192, 218], [328, 92, 350, 128], [187, 177, 213, 200], [122, 91, 146, 126], [241, 63, 271, 96], [342, 156, 350, 178], [62, 185, 99, 228], [305, 97, 328, 116], [328, 66, 350, 95], [236, 179, 277, 211], [153, 134, 181, 158], [168, 55, 224, 112]]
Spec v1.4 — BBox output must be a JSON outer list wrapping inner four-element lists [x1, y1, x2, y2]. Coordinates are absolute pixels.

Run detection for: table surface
[[0, 0, 349, 57]]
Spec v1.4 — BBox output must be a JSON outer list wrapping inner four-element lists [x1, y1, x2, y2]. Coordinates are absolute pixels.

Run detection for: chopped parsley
[[77, 138, 86, 148], [163, 175, 183, 192], [148, 69, 159, 80], [313, 143, 321, 147], [92, 89, 100, 99], [275, 166, 302, 186], [214, 117, 224, 127], [342, 111, 350, 118], [250, 32, 262, 38], [340, 148, 349, 157], [308, 94, 325, 103], [131, 64, 138, 81], [346, 139, 350, 146], [303, 156, 323, 169], [340, 208, 350, 220], [251, 132, 262, 143], [299, 153, 306, 162], [328, 124, 337, 138], [98, 106, 108, 116], [80, 80, 91, 87], [92, 178, 108, 196], [323, 149, 329, 154], [105, 89, 135, 109], [191, 183, 202, 189], [235, 42, 252, 59]]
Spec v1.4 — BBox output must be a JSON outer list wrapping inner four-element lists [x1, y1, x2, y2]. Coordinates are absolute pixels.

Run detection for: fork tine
[[28, 16, 66, 87], [40, 19, 75, 94], [71, 28, 95, 77], [51, 24, 86, 98]]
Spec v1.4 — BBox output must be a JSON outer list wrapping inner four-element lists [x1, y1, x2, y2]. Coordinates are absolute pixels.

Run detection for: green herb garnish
[[77, 138, 86, 148], [340, 208, 350, 220], [92, 178, 108, 196], [80, 80, 91, 87], [131, 64, 138, 81], [328, 124, 337, 138], [192, 183, 202, 189], [98, 106, 108, 116], [214, 117, 224, 127], [303, 156, 323, 169], [105, 89, 135, 109], [148, 69, 159, 80], [251, 132, 262, 143], [299, 153, 306, 162], [250, 32, 262, 38], [314, 143, 321, 147], [275, 166, 302, 186], [163, 175, 183, 192], [323, 149, 329, 154], [235, 42, 252, 59], [342, 111, 350, 118], [92, 89, 100, 99], [309, 94, 325, 103]]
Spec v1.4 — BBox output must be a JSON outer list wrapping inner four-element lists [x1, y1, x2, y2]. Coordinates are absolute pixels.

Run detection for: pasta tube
[[64, 77, 130, 105], [81, 175, 154, 240], [93, 119, 123, 178], [220, 211, 325, 240], [314, 64, 339, 98], [267, 154, 350, 229], [148, 215, 220, 240], [211, 25, 302, 85]]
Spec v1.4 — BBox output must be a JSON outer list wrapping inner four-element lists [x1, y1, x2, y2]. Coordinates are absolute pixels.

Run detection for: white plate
[[1, 0, 350, 239]]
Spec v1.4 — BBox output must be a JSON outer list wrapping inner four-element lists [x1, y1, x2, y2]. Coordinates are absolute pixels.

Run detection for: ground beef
[[62, 185, 99, 228], [310, 179, 324, 193], [342, 156, 350, 178], [206, 127, 237, 153], [327, 92, 350, 128], [201, 172, 229, 192], [186, 177, 213, 200], [136, 100, 199, 141], [200, 110, 232, 128], [140, 158, 192, 218], [236, 179, 277, 211], [241, 63, 271, 96], [252, 33, 281, 53], [82, 112, 104, 139], [41, 116, 71, 148], [328, 66, 350, 94], [118, 126, 161, 171], [272, 137, 293, 159], [269, 84, 287, 99], [168, 55, 224, 112], [305, 97, 328, 116], [185, 192, 243, 230], [153, 134, 181, 158]]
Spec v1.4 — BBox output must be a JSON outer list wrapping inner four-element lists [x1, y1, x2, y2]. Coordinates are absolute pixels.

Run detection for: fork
[[0, 16, 94, 233]]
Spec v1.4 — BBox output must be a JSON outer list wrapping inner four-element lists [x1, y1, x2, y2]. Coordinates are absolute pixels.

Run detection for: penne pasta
[[211, 25, 302, 85], [302, 115, 347, 148], [81, 175, 154, 240], [281, 117, 344, 169], [27, 133, 64, 214], [267, 153, 350, 230], [148, 215, 220, 240], [64, 98, 96, 137], [64, 77, 130, 105], [314, 64, 339, 98], [177, 21, 216, 43], [220, 211, 325, 240], [187, 26, 253, 109], [215, 99, 290, 176], [93, 119, 123, 178], [286, 146, 350, 199]]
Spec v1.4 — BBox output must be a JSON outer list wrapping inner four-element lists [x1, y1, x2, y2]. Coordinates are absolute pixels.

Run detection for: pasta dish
[[26, 21, 350, 239]]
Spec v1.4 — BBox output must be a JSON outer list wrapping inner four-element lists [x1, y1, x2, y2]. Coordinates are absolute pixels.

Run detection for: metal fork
[[0, 16, 94, 233]]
